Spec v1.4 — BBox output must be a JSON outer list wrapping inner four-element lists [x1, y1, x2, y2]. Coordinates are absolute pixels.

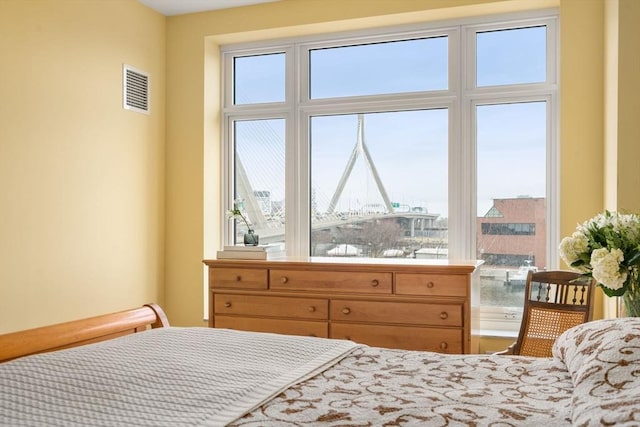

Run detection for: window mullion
[[287, 44, 306, 256]]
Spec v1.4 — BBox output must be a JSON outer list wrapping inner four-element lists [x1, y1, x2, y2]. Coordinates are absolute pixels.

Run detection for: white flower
[[226, 199, 252, 230], [590, 247, 627, 291], [558, 237, 574, 264], [559, 231, 589, 271], [560, 210, 640, 297]]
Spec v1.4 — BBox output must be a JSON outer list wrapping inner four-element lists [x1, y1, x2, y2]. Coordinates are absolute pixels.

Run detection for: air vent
[[123, 65, 150, 114]]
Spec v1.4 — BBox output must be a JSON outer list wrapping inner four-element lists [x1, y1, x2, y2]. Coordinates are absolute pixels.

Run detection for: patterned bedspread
[[234, 317, 640, 427], [233, 346, 574, 426]]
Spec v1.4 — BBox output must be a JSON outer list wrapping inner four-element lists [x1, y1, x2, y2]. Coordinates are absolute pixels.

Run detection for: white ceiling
[[138, 0, 280, 16]]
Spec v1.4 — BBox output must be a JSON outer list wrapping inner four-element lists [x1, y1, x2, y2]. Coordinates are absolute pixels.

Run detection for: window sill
[[477, 329, 518, 339]]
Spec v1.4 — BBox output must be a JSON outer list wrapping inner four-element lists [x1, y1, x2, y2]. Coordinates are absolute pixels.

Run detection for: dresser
[[203, 257, 481, 354]]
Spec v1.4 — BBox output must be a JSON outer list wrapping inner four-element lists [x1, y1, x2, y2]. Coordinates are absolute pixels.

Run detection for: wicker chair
[[497, 270, 595, 357]]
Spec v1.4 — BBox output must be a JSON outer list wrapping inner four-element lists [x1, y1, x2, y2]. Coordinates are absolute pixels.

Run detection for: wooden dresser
[[203, 257, 481, 354]]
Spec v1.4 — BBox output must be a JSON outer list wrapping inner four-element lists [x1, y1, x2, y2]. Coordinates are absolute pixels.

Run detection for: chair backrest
[[512, 270, 595, 357]]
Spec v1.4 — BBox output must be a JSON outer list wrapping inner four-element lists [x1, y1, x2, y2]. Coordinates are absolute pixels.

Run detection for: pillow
[[552, 317, 640, 426]]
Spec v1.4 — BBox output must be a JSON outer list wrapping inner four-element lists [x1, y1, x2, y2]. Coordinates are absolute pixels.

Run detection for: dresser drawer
[[331, 323, 462, 353], [215, 316, 328, 338], [331, 299, 462, 327], [214, 294, 328, 320], [270, 269, 392, 294], [395, 273, 467, 297], [210, 267, 267, 290]]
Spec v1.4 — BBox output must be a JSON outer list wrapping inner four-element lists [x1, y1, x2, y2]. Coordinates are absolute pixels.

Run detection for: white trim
[[479, 306, 523, 336]]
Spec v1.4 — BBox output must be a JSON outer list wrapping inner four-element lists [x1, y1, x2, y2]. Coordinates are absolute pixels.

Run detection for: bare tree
[[362, 219, 404, 257]]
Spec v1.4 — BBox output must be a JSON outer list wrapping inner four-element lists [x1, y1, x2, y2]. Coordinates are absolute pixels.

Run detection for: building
[[477, 197, 546, 269]]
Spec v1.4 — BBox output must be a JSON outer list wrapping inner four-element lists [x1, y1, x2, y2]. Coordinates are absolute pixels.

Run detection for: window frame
[[219, 10, 559, 333]]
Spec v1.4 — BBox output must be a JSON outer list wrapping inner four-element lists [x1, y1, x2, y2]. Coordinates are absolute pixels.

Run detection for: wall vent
[[123, 64, 150, 114]]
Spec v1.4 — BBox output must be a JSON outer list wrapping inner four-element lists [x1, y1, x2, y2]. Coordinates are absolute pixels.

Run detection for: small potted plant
[[226, 199, 259, 246]]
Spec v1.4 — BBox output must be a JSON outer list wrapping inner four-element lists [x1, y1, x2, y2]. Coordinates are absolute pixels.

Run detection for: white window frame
[[219, 10, 558, 333], [463, 18, 558, 334]]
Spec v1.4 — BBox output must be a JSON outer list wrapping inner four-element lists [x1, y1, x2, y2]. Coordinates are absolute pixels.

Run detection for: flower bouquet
[[559, 211, 640, 316]]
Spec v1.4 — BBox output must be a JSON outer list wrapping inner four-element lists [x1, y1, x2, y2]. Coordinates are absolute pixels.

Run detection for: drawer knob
[[427, 281, 435, 289], [439, 311, 448, 320], [280, 276, 289, 284], [342, 307, 351, 315], [308, 306, 316, 313], [235, 276, 242, 282], [371, 279, 379, 287], [439, 341, 448, 350], [224, 302, 232, 308]]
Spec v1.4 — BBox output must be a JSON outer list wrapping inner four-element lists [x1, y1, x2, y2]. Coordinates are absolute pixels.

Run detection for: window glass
[[310, 37, 448, 99], [310, 110, 448, 258], [476, 26, 546, 87], [233, 119, 286, 246], [476, 102, 547, 308], [234, 53, 285, 104], [481, 223, 535, 235]]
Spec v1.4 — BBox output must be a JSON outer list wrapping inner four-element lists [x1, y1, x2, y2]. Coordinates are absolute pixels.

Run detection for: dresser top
[[204, 256, 482, 274]]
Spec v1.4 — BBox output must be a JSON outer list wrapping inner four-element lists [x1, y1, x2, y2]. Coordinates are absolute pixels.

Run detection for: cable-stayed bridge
[[234, 114, 444, 248]]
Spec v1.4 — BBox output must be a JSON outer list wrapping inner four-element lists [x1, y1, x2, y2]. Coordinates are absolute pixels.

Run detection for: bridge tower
[[326, 114, 394, 214]]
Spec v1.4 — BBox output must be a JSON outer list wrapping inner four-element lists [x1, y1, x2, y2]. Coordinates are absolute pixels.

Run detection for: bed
[[1, 304, 639, 427]]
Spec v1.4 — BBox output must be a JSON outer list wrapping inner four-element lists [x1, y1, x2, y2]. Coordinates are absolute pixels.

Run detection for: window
[[481, 223, 536, 235], [231, 118, 286, 243], [310, 109, 448, 257], [309, 37, 448, 98], [233, 53, 285, 104], [221, 11, 558, 333]]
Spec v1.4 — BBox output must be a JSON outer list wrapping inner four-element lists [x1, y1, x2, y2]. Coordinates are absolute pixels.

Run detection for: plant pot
[[243, 230, 259, 246]]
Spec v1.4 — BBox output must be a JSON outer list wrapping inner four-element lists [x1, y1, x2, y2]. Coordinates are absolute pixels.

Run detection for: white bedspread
[[0, 327, 360, 427]]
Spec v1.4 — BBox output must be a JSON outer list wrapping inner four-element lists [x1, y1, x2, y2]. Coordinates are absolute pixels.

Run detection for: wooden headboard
[[0, 303, 169, 363]]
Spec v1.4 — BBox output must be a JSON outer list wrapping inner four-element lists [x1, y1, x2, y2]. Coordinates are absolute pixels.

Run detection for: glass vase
[[243, 229, 259, 246], [622, 283, 640, 317]]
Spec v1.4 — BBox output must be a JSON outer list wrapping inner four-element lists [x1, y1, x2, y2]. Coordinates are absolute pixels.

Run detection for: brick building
[[476, 197, 546, 269]]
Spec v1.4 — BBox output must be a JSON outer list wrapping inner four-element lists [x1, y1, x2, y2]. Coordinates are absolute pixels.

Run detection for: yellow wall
[[602, 0, 640, 317], [2, 0, 636, 333], [614, 0, 640, 215], [0, 0, 166, 333], [559, 0, 607, 318]]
